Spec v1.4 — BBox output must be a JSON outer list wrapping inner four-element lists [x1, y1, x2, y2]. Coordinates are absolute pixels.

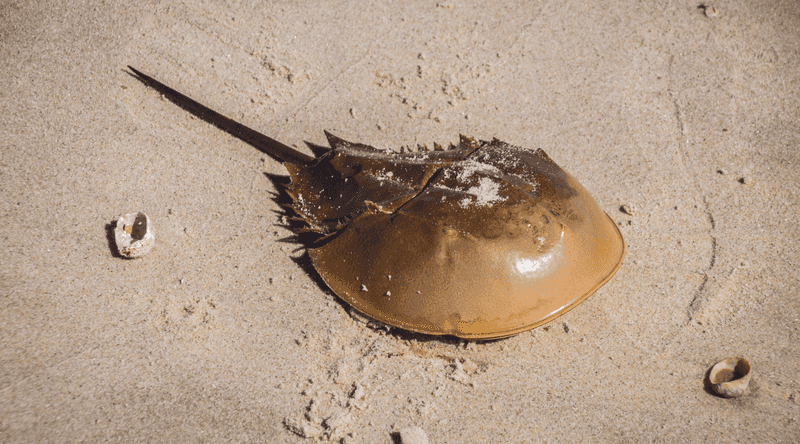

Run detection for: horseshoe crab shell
[[302, 135, 624, 339], [129, 67, 625, 339]]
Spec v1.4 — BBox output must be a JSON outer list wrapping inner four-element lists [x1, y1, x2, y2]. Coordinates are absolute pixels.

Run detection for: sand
[[2, 1, 799, 442]]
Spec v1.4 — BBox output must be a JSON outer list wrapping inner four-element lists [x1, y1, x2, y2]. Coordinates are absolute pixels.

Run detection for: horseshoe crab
[[129, 67, 625, 339]]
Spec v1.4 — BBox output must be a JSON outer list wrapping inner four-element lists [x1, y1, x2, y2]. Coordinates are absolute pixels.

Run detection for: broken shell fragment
[[709, 357, 752, 398], [114, 211, 154, 258]]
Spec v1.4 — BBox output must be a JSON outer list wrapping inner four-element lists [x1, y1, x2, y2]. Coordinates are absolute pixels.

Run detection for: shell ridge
[[388, 166, 447, 219]]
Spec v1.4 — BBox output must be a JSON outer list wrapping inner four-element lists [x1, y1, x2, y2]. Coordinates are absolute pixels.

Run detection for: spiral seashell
[[709, 357, 752, 398], [114, 212, 154, 258]]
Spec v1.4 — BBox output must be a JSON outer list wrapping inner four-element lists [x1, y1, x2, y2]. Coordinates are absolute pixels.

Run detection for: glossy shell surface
[[128, 67, 625, 340], [292, 135, 624, 339]]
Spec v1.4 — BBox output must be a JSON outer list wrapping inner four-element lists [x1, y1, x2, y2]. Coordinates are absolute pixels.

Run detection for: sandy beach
[[2, 0, 799, 442]]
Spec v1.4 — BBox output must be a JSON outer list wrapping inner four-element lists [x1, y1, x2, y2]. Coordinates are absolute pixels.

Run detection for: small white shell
[[710, 357, 752, 398], [398, 426, 429, 444], [704, 5, 720, 18], [114, 212, 154, 258]]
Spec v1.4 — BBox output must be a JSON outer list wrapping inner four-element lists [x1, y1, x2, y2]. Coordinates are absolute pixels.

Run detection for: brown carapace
[[129, 67, 625, 339]]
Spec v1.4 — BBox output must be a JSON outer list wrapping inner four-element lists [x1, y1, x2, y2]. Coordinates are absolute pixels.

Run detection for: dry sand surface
[[2, 0, 800, 442]]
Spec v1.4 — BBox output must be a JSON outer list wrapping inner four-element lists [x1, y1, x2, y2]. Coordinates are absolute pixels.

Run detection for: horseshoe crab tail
[[127, 66, 315, 167]]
